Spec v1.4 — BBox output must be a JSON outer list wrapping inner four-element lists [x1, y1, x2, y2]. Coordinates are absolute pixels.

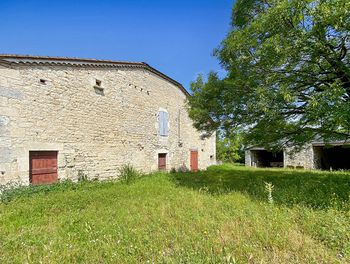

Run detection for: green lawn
[[0, 164, 349, 263]]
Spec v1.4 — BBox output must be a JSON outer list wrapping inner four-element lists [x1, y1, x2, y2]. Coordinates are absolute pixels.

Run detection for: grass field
[[0, 164, 349, 263]]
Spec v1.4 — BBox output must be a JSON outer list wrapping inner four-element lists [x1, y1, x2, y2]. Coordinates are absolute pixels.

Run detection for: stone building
[[0, 55, 216, 185], [245, 141, 350, 170]]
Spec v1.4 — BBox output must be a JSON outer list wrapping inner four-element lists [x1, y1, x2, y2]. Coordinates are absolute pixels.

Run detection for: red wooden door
[[30, 151, 58, 185], [190, 150, 198, 172], [158, 153, 167, 171]]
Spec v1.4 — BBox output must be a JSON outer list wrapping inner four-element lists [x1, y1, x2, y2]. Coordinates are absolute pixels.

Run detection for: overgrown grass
[[0, 165, 349, 263], [173, 164, 350, 209], [0, 180, 78, 204]]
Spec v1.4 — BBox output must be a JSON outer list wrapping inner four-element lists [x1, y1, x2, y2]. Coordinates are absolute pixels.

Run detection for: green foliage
[[216, 131, 244, 163], [0, 180, 76, 203], [188, 0, 350, 150], [264, 182, 274, 204], [118, 164, 142, 184], [0, 166, 349, 262], [174, 164, 350, 209], [77, 170, 89, 182]]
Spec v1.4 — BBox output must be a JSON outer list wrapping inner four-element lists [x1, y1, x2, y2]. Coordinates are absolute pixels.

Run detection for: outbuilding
[[245, 141, 350, 170]]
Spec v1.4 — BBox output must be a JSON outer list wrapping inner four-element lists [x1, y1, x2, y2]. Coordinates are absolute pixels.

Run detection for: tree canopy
[[216, 130, 244, 163], [188, 0, 350, 150]]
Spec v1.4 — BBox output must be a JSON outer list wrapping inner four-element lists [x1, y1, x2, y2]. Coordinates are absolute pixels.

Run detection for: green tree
[[216, 130, 244, 163], [188, 0, 350, 150]]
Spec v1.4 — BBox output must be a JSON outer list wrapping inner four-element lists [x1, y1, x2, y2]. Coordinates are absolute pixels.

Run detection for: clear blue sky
[[0, 0, 234, 91]]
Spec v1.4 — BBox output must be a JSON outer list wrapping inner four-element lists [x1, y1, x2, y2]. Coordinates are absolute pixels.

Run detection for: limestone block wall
[[0, 64, 216, 185], [283, 145, 314, 169]]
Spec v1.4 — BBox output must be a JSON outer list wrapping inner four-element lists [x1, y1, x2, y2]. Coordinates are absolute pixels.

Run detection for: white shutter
[[164, 112, 168, 136], [159, 111, 164, 136]]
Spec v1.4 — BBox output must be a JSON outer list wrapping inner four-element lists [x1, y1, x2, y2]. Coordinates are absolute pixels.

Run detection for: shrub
[[0, 181, 23, 203], [77, 170, 88, 182], [118, 164, 141, 184]]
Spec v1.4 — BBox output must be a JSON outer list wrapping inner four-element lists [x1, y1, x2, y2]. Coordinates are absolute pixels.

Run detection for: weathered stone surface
[[0, 116, 9, 126], [0, 147, 12, 163], [284, 145, 314, 169], [0, 63, 216, 185], [0, 86, 23, 100]]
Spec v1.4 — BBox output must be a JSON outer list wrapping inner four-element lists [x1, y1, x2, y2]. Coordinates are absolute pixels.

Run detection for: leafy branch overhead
[[187, 0, 350, 149]]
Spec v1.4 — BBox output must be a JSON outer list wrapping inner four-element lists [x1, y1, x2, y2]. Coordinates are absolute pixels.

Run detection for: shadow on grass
[[170, 164, 350, 209]]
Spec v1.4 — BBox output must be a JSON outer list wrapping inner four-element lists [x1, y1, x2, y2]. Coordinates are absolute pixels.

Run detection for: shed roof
[[0, 54, 190, 96]]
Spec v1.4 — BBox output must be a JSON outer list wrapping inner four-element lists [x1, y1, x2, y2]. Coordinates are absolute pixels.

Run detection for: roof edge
[[0, 54, 190, 96]]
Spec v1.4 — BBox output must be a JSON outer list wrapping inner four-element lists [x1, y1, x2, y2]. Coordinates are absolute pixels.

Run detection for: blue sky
[[0, 0, 233, 91]]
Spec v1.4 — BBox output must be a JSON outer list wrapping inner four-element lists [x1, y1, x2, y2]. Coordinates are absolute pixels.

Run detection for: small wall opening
[[158, 153, 167, 171], [313, 145, 350, 170], [250, 150, 284, 168]]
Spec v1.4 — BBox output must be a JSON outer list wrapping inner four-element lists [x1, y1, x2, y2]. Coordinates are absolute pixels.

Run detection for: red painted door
[[30, 151, 58, 185], [158, 153, 167, 171], [190, 150, 198, 172]]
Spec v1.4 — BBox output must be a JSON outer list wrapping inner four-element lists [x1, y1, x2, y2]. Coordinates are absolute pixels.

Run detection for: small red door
[[190, 150, 198, 172], [30, 151, 58, 185], [158, 153, 167, 171]]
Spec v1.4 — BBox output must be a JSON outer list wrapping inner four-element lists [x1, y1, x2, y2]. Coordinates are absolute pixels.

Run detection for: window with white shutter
[[159, 111, 169, 136]]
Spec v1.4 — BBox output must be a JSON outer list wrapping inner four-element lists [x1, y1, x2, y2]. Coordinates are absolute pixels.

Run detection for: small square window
[[93, 79, 104, 95], [40, 79, 47, 85]]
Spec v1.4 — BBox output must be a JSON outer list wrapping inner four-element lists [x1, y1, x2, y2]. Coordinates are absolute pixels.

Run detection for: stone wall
[[284, 145, 314, 169], [244, 150, 251, 167], [245, 145, 315, 170], [0, 64, 216, 184]]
